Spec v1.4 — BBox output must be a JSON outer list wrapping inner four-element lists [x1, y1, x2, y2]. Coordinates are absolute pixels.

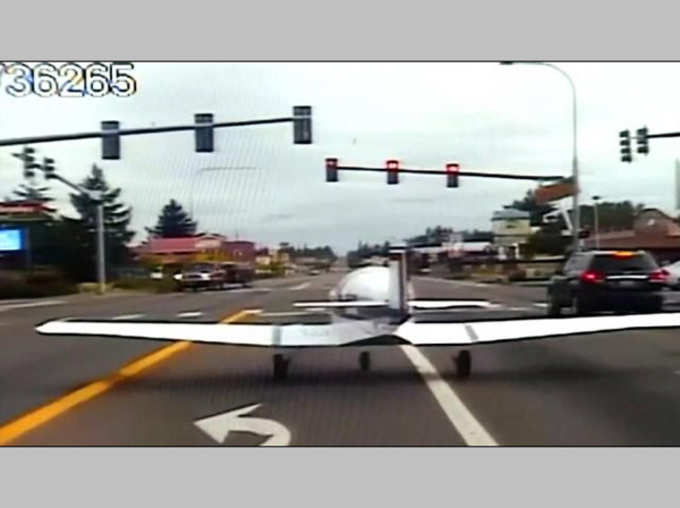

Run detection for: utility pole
[[39, 162, 107, 294], [94, 192, 106, 294]]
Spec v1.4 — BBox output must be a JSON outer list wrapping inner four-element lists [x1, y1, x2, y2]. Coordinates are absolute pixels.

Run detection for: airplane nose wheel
[[273, 354, 290, 381], [358, 351, 371, 371], [453, 350, 471, 379]]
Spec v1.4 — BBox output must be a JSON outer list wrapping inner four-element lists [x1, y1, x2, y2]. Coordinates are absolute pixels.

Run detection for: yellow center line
[[0, 308, 259, 445]]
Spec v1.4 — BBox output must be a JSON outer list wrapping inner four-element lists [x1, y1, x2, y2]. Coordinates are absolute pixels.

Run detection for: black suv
[[547, 250, 667, 316]]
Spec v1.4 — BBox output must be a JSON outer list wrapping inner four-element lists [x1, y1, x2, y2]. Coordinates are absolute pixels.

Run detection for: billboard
[[0, 229, 23, 252], [534, 177, 576, 205]]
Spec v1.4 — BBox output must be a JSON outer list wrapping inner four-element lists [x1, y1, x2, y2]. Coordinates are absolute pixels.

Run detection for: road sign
[[534, 177, 576, 204], [0, 229, 23, 251]]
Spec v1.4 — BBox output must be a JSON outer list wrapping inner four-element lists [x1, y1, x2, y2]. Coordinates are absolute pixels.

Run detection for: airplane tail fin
[[388, 246, 409, 315]]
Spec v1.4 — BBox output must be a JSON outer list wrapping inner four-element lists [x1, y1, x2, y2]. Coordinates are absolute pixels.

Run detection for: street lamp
[[500, 61, 580, 252], [592, 195, 602, 249], [189, 166, 256, 219]]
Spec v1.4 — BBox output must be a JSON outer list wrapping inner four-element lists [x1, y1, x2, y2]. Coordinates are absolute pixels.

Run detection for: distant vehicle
[[663, 259, 680, 289], [307, 268, 321, 276], [221, 262, 254, 287], [547, 250, 667, 316], [177, 262, 226, 291], [149, 267, 164, 280]]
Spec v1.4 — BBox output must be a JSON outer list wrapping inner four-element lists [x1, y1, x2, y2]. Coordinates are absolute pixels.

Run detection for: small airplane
[[36, 246, 680, 380]]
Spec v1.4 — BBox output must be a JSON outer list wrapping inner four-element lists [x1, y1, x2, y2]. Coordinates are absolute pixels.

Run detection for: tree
[[11, 182, 54, 203], [147, 199, 197, 238], [504, 189, 556, 226], [65, 164, 135, 280]]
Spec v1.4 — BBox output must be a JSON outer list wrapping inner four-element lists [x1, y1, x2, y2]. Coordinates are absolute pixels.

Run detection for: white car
[[663, 260, 680, 289]]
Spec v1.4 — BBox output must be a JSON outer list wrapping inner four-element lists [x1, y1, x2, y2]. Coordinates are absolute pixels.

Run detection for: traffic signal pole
[[96, 200, 106, 295], [42, 171, 107, 294]]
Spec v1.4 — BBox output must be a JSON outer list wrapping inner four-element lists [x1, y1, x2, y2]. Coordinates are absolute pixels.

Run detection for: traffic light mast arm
[[0, 117, 295, 147], [646, 131, 680, 139], [47, 172, 95, 199], [335, 165, 565, 181]]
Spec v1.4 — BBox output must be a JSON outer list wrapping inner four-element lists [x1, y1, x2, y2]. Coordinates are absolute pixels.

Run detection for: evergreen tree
[[147, 199, 197, 238], [65, 164, 135, 279], [12, 182, 54, 203]]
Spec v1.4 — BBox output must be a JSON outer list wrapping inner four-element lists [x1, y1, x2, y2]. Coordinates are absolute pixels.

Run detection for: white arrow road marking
[[194, 403, 291, 446], [400, 346, 497, 446]]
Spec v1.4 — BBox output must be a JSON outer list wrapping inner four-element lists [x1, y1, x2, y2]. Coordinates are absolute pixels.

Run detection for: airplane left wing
[[35, 318, 394, 347], [35, 312, 680, 347]]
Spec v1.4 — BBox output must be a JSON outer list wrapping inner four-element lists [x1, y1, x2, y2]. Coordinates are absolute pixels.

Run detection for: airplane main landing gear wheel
[[272, 354, 289, 381], [358, 351, 371, 371], [453, 350, 471, 379]]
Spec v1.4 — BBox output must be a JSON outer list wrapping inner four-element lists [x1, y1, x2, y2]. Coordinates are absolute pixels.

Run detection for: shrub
[[113, 277, 178, 293], [507, 269, 527, 282], [0, 272, 77, 299]]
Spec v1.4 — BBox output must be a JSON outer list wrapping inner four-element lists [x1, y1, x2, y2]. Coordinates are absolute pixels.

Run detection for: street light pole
[[95, 194, 106, 294], [500, 61, 580, 251]]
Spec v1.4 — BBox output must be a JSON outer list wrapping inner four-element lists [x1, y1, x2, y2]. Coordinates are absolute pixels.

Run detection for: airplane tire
[[273, 354, 289, 381], [454, 350, 471, 379], [359, 351, 371, 371], [547, 293, 561, 317]]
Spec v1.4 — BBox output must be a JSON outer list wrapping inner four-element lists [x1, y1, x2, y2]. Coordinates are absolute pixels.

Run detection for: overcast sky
[[1, 62, 680, 254]]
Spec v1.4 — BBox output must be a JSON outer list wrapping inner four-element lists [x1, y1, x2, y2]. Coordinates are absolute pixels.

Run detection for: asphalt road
[[4, 272, 680, 445]]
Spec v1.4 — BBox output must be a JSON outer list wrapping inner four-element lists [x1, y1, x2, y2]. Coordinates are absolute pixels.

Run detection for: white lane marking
[[194, 403, 291, 446], [533, 303, 548, 308], [177, 311, 204, 318], [415, 277, 491, 288], [399, 346, 497, 446], [289, 282, 311, 291], [0, 299, 66, 313], [258, 311, 317, 317], [112, 314, 145, 320]]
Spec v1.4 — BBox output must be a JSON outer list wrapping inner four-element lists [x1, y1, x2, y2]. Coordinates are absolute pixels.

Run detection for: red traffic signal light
[[446, 162, 460, 188], [325, 157, 338, 182], [386, 159, 399, 185]]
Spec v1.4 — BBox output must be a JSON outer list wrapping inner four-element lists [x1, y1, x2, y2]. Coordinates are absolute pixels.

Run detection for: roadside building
[[491, 208, 531, 258], [134, 234, 256, 267], [583, 208, 680, 264]]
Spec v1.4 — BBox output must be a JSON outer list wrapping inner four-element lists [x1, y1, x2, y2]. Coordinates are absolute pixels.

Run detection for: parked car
[[176, 262, 226, 291], [221, 262, 254, 287], [546, 250, 667, 316]]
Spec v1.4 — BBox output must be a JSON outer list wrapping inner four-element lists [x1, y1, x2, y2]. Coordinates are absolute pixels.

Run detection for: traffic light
[[446, 162, 460, 188], [194, 113, 214, 152], [293, 106, 312, 144], [619, 130, 632, 163], [636, 127, 649, 154], [325, 158, 338, 182], [42, 157, 56, 179], [102, 121, 120, 160], [386, 159, 399, 185], [12, 146, 39, 178]]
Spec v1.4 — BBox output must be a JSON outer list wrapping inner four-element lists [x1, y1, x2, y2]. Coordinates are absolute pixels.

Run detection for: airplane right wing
[[395, 312, 680, 346]]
